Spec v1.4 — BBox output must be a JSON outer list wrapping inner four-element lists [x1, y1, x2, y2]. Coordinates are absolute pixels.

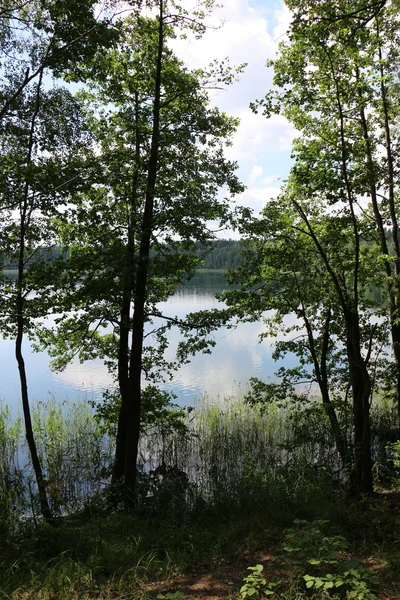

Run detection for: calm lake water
[[1, 270, 299, 414]]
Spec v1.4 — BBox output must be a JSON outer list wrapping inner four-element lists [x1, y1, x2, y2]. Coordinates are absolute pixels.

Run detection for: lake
[[1, 270, 299, 414]]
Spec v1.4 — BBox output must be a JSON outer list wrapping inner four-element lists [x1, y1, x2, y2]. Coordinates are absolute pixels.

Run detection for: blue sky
[[172, 0, 294, 220]]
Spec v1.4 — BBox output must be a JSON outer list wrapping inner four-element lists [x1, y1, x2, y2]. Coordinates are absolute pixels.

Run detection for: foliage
[[93, 386, 190, 437], [281, 520, 378, 600], [0, 0, 118, 120], [283, 519, 347, 565], [225, 0, 400, 493], [303, 568, 378, 599], [240, 565, 278, 599], [42, 12, 242, 373]]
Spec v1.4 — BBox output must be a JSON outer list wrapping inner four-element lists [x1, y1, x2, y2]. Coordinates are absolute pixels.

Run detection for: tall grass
[[137, 397, 348, 523], [32, 399, 114, 515], [0, 398, 114, 522], [0, 394, 398, 526], [0, 404, 24, 529], [1, 395, 400, 600]]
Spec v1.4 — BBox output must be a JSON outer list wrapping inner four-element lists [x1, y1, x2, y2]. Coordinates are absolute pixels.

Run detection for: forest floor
[[2, 491, 400, 600]]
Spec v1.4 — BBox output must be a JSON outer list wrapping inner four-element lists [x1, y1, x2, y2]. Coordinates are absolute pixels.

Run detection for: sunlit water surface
[[1, 271, 299, 414]]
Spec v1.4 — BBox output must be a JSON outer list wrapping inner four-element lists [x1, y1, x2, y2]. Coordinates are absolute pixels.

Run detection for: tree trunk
[[112, 87, 142, 490], [15, 305, 52, 521], [346, 312, 373, 495], [357, 67, 400, 425], [14, 68, 52, 520], [118, 1, 164, 504], [303, 305, 349, 469], [111, 287, 131, 486]]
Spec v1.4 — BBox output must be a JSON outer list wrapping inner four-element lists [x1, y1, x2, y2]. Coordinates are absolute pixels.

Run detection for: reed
[[0, 393, 398, 524]]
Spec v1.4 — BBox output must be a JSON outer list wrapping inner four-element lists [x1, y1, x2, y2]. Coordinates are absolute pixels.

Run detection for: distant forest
[[195, 240, 242, 269], [2, 240, 242, 272]]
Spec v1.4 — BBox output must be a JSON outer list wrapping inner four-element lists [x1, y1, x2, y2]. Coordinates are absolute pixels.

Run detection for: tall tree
[[235, 0, 400, 494], [39, 4, 243, 504], [0, 75, 91, 518], [260, 0, 400, 417], [0, 0, 120, 519], [227, 200, 354, 471]]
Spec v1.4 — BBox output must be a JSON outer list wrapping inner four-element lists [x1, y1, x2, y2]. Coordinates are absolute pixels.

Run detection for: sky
[[172, 0, 295, 224]]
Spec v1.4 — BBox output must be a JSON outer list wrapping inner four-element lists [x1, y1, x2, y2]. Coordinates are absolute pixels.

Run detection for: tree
[[232, 0, 400, 494], [227, 201, 353, 471], [0, 0, 121, 520], [0, 0, 119, 121], [38, 3, 243, 504], [0, 70, 92, 518], [259, 0, 400, 417]]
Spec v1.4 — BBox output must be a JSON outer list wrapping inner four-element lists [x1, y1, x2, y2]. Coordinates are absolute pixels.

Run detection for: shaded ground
[[2, 492, 400, 600], [147, 493, 400, 600]]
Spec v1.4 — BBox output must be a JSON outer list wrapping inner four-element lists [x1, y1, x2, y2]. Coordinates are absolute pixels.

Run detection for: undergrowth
[[0, 397, 399, 599]]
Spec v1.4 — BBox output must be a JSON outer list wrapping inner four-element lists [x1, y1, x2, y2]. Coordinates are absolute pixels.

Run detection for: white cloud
[[172, 0, 295, 211], [273, 2, 291, 43], [249, 165, 263, 186], [235, 184, 282, 215]]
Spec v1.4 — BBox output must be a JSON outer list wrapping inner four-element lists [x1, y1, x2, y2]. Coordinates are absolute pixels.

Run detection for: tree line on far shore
[[1, 240, 243, 273]]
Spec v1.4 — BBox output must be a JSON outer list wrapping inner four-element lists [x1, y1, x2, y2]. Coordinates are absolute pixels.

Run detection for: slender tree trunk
[[112, 93, 141, 489], [14, 70, 52, 520], [319, 310, 350, 469], [376, 23, 400, 421], [112, 91, 142, 489], [120, 3, 164, 503], [356, 66, 400, 425], [111, 288, 131, 486], [294, 199, 373, 493], [16, 301, 52, 520], [301, 302, 349, 468], [333, 62, 373, 494]]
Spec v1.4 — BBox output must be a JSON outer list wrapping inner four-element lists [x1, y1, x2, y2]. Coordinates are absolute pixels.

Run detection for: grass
[[1, 495, 400, 599], [0, 396, 400, 599]]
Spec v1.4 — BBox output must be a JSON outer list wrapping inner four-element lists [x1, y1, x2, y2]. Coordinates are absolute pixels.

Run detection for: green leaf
[[293, 519, 308, 524]]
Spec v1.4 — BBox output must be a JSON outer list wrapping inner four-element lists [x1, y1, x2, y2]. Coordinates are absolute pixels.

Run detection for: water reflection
[[1, 270, 297, 412]]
